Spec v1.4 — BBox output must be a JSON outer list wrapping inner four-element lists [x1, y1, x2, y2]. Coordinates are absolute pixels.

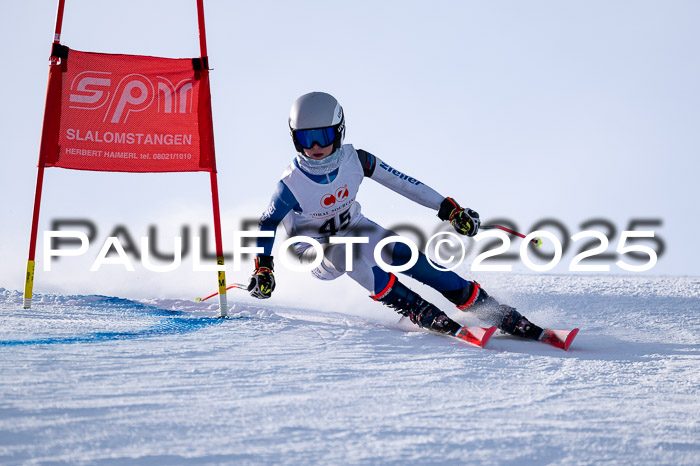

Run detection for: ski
[[539, 328, 579, 351], [452, 325, 498, 348], [399, 316, 497, 349]]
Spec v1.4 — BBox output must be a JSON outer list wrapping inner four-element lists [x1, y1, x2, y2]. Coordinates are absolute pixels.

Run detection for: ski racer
[[248, 91, 545, 341]]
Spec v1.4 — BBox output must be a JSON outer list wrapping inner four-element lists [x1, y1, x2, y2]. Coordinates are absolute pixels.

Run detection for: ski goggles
[[293, 126, 337, 149]]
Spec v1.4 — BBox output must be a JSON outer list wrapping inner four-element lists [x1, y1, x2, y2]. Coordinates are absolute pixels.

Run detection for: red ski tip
[[564, 328, 580, 351], [455, 325, 497, 348], [541, 328, 580, 351]]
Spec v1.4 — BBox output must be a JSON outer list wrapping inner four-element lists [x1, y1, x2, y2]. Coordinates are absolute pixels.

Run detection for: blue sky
[[1, 0, 698, 301]]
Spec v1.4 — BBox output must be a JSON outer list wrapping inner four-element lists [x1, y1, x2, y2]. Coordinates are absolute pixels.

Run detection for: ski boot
[[441, 282, 543, 340], [373, 275, 461, 335], [497, 305, 544, 340], [440, 281, 490, 310]]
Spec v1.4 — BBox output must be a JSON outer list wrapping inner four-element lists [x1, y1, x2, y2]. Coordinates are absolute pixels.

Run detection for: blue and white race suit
[[256, 144, 468, 295]]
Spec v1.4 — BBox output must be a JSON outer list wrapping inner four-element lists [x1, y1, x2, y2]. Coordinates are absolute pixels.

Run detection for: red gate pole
[[196, 0, 228, 317], [24, 0, 67, 309]]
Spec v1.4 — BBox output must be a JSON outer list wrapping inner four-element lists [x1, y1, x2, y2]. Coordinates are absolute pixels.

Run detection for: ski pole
[[481, 224, 543, 247], [196, 283, 248, 302]]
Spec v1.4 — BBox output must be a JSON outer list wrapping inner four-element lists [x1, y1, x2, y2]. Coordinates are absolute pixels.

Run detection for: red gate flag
[[25, 0, 228, 316], [40, 48, 215, 172]]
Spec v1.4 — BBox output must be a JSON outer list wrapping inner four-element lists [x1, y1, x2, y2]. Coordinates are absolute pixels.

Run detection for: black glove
[[248, 255, 276, 299], [437, 197, 480, 237]]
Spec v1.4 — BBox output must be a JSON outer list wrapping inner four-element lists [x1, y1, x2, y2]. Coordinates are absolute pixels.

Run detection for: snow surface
[[1, 275, 699, 465]]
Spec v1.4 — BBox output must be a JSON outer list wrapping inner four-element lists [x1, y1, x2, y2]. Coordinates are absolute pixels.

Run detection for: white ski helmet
[[289, 92, 345, 153]]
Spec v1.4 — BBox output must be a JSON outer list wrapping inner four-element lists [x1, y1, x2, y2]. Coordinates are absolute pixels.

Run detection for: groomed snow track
[[1, 275, 698, 465]]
